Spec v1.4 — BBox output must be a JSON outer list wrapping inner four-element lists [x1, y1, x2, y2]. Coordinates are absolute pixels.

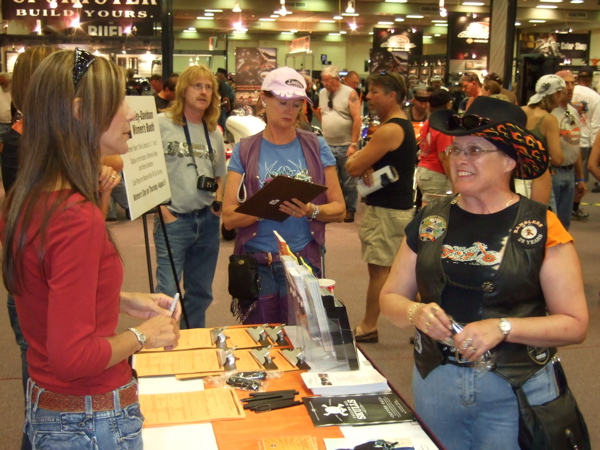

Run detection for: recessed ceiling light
[[463, 2, 484, 5], [395, 17, 405, 22], [434, 33, 441, 36], [320, 19, 336, 23], [205, 9, 223, 12], [259, 18, 275, 21], [529, 19, 547, 23], [195, 17, 213, 20], [540, 0, 562, 2], [377, 21, 394, 25], [431, 20, 447, 23], [204, 12, 214, 16], [333, 15, 343, 20], [341, 12, 359, 16], [385, 0, 407, 3], [537, 4, 558, 8], [329, 32, 341, 35], [406, 15, 424, 19], [435, 23, 448, 27]]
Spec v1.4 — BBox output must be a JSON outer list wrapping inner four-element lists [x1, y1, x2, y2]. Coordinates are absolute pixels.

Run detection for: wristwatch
[[128, 328, 147, 353], [498, 318, 512, 341], [212, 200, 223, 212]]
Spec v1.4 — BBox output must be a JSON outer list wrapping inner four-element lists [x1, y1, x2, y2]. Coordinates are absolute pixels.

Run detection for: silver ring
[[292, 211, 296, 216], [470, 346, 477, 353], [110, 175, 117, 179], [462, 338, 472, 350]]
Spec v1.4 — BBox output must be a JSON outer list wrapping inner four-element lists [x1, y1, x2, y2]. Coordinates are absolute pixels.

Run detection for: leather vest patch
[[419, 215, 447, 242], [512, 219, 545, 248]]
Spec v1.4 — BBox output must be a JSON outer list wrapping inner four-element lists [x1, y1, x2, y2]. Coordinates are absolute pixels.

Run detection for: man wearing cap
[[216, 67, 235, 132], [316, 65, 362, 223], [553, 70, 586, 230], [430, 75, 447, 91], [484, 73, 518, 105], [572, 66, 600, 207]]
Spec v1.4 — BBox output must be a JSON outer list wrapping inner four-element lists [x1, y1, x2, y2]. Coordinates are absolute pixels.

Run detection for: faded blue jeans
[[551, 166, 575, 230], [330, 145, 358, 212], [154, 208, 220, 329], [25, 378, 143, 450], [413, 362, 558, 450]]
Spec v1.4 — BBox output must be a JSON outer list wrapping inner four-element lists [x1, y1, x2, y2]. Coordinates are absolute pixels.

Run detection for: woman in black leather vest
[[380, 96, 588, 450]]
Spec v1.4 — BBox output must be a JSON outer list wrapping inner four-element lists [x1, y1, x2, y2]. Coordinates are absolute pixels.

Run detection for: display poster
[[234, 47, 277, 114], [447, 12, 490, 72], [290, 36, 311, 54], [1, 0, 160, 36], [370, 27, 421, 74], [122, 96, 171, 220], [518, 32, 590, 61]]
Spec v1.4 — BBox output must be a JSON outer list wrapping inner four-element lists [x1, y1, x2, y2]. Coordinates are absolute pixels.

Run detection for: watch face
[[500, 320, 512, 333]]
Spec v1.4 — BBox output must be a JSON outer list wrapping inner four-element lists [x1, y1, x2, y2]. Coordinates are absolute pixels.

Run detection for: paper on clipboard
[[235, 176, 327, 222]]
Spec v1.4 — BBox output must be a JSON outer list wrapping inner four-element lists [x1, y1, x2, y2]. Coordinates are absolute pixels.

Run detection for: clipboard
[[235, 176, 327, 222]]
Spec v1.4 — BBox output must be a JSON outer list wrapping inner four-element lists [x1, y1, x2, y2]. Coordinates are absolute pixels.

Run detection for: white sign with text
[[123, 96, 170, 220]]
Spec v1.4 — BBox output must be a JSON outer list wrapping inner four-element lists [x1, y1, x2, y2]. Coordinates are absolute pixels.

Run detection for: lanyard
[[182, 115, 214, 177]]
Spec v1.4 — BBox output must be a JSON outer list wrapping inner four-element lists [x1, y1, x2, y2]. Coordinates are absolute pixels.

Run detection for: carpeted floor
[[1, 189, 599, 449]]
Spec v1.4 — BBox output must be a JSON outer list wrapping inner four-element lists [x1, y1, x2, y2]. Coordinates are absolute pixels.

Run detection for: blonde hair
[[3, 49, 125, 293], [165, 64, 220, 131]]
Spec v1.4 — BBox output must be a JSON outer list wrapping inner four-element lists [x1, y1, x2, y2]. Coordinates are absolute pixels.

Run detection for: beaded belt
[[32, 383, 138, 412]]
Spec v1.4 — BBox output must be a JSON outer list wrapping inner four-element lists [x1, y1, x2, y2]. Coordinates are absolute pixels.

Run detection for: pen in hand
[[169, 293, 180, 317]]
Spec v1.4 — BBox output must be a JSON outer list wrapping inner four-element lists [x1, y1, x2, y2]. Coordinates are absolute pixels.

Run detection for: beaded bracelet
[[308, 204, 320, 221], [408, 303, 423, 324]]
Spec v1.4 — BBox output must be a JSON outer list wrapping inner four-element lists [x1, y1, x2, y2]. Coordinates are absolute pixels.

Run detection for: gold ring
[[470, 346, 477, 353], [110, 175, 117, 179], [431, 306, 439, 316], [427, 313, 434, 321]]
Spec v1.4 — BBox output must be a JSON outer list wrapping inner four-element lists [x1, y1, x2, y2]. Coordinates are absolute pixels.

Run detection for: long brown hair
[[2, 49, 125, 294]]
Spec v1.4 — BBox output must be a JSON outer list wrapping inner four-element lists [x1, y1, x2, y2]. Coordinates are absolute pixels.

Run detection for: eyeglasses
[[414, 96, 430, 103], [189, 82, 212, 91], [446, 144, 500, 160], [73, 48, 95, 89], [328, 94, 334, 110], [447, 114, 490, 131]]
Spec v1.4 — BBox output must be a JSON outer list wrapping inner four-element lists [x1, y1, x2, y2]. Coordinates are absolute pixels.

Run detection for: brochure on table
[[276, 231, 359, 372]]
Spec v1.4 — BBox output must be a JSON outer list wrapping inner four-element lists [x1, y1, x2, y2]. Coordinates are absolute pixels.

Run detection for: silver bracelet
[[308, 204, 320, 221]]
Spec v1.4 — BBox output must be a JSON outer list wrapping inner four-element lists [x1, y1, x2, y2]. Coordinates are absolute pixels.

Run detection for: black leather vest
[[413, 195, 556, 387]]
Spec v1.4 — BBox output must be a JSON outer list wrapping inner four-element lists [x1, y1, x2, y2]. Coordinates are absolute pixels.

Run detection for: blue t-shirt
[[228, 135, 335, 253]]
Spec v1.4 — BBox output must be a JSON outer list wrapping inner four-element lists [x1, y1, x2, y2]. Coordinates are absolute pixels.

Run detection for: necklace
[[453, 193, 517, 210]]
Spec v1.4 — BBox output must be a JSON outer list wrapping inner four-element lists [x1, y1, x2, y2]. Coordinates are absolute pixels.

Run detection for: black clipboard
[[235, 176, 327, 222]]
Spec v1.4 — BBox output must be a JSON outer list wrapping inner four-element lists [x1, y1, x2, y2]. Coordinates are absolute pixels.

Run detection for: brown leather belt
[[32, 383, 138, 412]]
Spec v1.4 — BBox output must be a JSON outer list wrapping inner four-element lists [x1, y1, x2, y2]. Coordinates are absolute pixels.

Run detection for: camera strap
[[182, 115, 215, 179]]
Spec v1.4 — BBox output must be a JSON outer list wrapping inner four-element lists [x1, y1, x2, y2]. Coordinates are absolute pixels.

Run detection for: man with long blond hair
[[155, 64, 227, 328]]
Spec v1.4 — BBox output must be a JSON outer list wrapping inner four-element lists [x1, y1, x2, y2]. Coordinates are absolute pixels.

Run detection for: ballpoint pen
[[169, 293, 180, 317]]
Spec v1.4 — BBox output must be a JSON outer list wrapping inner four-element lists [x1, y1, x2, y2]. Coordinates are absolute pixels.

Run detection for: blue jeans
[[243, 245, 320, 325], [413, 363, 558, 450], [551, 166, 575, 230], [330, 145, 358, 212], [25, 379, 143, 450], [154, 208, 220, 329]]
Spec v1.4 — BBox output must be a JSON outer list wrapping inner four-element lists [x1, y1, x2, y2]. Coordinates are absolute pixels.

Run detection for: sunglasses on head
[[447, 114, 490, 131], [73, 47, 95, 89]]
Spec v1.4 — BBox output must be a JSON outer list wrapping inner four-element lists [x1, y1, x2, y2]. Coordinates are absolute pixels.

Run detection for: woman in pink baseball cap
[[223, 67, 345, 324]]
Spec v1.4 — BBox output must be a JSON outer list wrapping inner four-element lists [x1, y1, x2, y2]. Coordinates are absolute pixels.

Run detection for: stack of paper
[[301, 369, 390, 396]]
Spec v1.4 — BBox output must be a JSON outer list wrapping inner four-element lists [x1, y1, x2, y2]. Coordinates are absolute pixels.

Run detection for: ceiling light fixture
[[232, 1, 242, 13], [345, 0, 355, 14], [275, 0, 291, 16], [349, 20, 358, 31]]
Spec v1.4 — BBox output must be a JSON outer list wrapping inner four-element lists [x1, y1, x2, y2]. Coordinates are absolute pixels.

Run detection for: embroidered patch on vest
[[419, 215, 447, 242], [527, 345, 551, 365], [512, 219, 545, 248]]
